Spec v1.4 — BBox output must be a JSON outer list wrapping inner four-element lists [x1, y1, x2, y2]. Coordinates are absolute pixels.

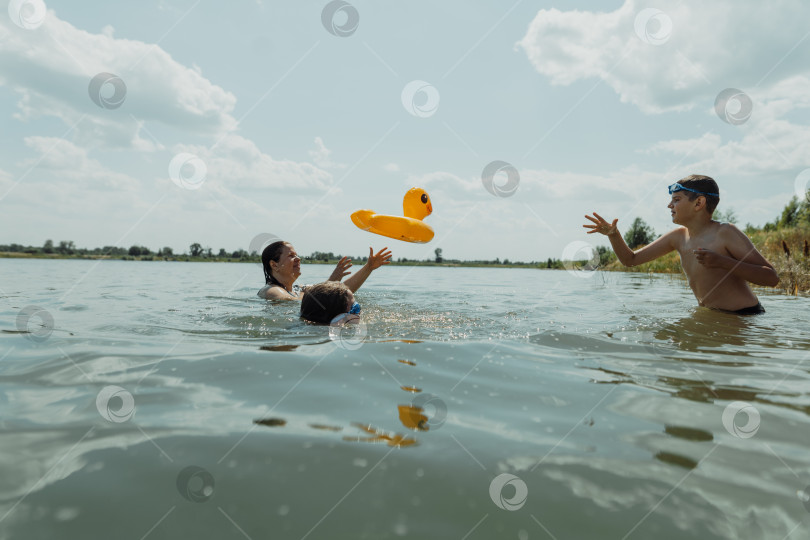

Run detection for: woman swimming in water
[[257, 240, 392, 300]]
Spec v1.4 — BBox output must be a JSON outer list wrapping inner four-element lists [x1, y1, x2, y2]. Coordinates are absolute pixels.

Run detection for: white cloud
[[517, 0, 810, 114], [0, 10, 237, 149], [173, 134, 333, 191], [640, 76, 810, 177], [408, 167, 656, 202], [308, 136, 346, 170], [21, 137, 140, 190], [644, 133, 723, 157]]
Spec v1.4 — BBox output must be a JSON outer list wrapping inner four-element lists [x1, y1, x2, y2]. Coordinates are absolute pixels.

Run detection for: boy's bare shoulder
[[715, 221, 743, 234], [715, 221, 755, 249], [665, 226, 688, 246]]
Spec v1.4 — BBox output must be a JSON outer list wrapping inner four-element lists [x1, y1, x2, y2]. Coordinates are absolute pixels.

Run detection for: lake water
[[1, 259, 809, 540]]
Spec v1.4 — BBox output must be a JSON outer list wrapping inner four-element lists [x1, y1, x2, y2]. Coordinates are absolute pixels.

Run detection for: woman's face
[[272, 244, 301, 282]]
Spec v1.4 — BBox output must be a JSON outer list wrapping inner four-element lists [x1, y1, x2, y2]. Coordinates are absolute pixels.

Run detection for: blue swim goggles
[[330, 302, 362, 326], [668, 182, 719, 197]]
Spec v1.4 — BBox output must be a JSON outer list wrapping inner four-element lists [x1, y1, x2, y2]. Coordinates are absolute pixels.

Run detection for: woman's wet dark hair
[[261, 241, 289, 288], [300, 282, 353, 324]]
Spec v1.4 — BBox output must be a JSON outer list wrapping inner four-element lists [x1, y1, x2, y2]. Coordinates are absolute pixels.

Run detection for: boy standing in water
[[584, 175, 779, 314]]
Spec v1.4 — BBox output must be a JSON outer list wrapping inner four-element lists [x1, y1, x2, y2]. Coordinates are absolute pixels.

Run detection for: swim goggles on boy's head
[[330, 302, 362, 326], [668, 182, 719, 197]]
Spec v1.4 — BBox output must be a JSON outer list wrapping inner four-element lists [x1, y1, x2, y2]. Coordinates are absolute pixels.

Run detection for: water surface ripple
[[1, 260, 808, 539]]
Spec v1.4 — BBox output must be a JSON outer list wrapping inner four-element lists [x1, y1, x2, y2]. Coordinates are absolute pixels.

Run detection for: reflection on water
[[342, 422, 419, 447], [1, 261, 809, 539]]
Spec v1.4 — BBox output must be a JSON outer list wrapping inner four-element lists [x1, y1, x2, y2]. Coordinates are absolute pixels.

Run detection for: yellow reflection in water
[[343, 422, 419, 447], [398, 404, 429, 431]]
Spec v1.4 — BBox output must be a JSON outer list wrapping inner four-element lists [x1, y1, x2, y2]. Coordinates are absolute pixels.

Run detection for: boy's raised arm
[[583, 212, 676, 267]]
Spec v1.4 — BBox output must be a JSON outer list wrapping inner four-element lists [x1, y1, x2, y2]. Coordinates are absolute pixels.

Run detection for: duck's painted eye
[[420, 194, 428, 204]]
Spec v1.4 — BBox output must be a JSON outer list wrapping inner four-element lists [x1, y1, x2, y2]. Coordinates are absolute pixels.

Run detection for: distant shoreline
[[0, 251, 555, 270]]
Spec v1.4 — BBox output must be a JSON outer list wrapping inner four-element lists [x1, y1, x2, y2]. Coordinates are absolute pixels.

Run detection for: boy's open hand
[[583, 213, 618, 236], [329, 256, 353, 281], [366, 247, 392, 270], [693, 248, 725, 269]]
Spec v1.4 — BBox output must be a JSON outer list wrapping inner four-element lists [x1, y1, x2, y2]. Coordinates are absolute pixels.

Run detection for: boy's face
[[668, 192, 699, 224]]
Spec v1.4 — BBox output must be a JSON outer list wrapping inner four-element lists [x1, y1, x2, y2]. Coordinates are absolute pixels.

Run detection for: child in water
[[584, 174, 779, 314], [258, 240, 391, 321], [299, 281, 360, 324]]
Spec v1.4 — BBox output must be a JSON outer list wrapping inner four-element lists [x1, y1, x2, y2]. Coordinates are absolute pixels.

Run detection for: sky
[[1, 0, 809, 263]]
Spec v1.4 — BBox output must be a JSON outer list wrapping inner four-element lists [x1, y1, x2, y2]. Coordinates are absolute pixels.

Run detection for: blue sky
[[1, 0, 809, 263]]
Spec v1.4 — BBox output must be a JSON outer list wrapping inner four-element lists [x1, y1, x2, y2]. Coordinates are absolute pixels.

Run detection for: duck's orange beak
[[427, 202, 433, 214]]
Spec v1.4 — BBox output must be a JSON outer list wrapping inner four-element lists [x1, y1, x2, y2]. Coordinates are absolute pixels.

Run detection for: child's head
[[670, 174, 720, 215], [300, 281, 356, 324]]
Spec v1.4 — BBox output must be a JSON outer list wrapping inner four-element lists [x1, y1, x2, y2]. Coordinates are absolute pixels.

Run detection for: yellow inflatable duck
[[350, 188, 434, 243]]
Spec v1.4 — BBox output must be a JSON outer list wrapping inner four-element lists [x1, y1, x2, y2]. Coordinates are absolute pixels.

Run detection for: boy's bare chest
[[676, 231, 731, 277]]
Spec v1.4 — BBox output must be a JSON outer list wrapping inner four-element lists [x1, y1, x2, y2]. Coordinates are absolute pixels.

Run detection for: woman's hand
[[583, 213, 618, 236], [366, 247, 392, 270], [328, 256, 353, 281]]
